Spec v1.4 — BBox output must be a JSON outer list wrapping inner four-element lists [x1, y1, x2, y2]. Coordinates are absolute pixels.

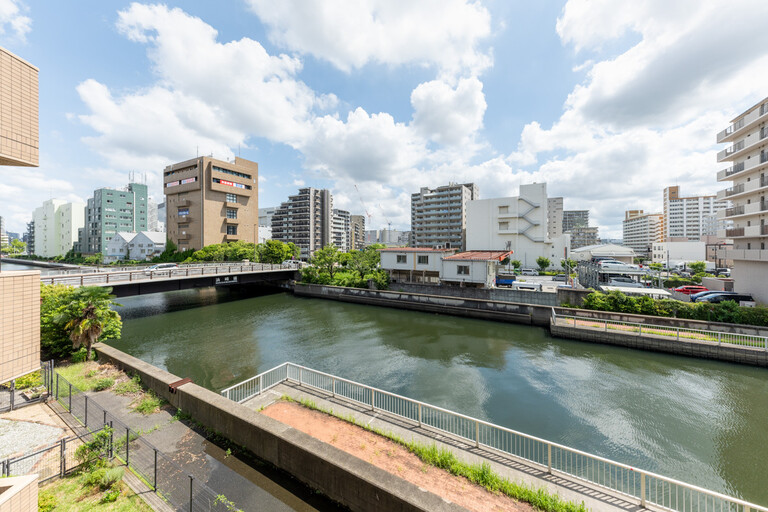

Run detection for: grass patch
[[38, 470, 154, 511], [282, 396, 587, 512], [56, 362, 121, 392], [133, 390, 165, 415], [113, 375, 142, 396]]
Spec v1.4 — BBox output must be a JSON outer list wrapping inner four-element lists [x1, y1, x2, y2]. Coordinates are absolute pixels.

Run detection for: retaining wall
[[551, 325, 768, 367], [94, 344, 466, 512]]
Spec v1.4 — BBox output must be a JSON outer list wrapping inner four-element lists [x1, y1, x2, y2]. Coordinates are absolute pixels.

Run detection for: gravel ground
[[0, 418, 63, 459]]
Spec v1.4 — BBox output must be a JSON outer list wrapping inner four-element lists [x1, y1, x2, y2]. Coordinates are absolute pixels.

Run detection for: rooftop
[[378, 247, 455, 253], [443, 250, 513, 261]]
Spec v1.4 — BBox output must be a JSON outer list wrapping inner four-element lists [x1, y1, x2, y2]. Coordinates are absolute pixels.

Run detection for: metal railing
[[40, 262, 295, 287], [552, 310, 768, 351], [45, 371, 235, 512], [221, 362, 768, 512], [0, 361, 53, 413]]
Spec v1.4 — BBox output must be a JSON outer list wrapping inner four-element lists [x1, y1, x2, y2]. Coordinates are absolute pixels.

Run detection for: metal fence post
[[189, 474, 194, 512], [299, 367, 303, 386], [56, 373, 59, 400], [259, 376, 262, 395], [9, 380, 14, 411], [332, 377, 336, 397], [85, 396, 88, 427], [103, 410, 107, 426], [153, 448, 158, 492], [109, 421, 114, 459], [68, 383, 72, 412], [475, 420, 479, 448], [640, 473, 646, 507], [371, 388, 375, 411], [418, 403, 422, 427], [718, 332, 722, 346], [126, 427, 130, 466], [547, 444, 552, 474], [60, 439, 66, 477]]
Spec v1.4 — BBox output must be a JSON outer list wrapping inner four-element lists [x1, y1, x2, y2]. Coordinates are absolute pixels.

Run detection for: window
[[227, 225, 238, 235], [213, 177, 251, 190], [417, 255, 429, 265], [499, 222, 509, 230], [178, 208, 189, 216], [226, 209, 237, 219], [226, 193, 237, 203], [498, 205, 509, 214], [212, 165, 251, 180], [457, 265, 470, 275], [396, 254, 407, 263]]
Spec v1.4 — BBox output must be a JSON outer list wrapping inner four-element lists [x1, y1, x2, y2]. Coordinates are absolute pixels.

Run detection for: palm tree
[[59, 287, 121, 360]]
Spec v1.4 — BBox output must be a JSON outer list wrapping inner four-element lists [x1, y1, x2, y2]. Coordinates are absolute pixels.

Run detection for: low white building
[[466, 183, 571, 268], [32, 199, 86, 257], [571, 244, 636, 263], [379, 248, 455, 284], [258, 225, 272, 244], [441, 251, 513, 288], [651, 241, 706, 265], [103, 231, 166, 262]]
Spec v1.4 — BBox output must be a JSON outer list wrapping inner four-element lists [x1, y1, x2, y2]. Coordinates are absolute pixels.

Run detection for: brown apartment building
[[163, 156, 258, 250], [0, 46, 38, 167]]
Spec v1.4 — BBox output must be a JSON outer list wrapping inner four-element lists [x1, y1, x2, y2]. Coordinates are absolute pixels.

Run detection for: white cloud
[[0, 0, 30, 42], [245, 0, 492, 76], [411, 77, 486, 147], [507, 0, 768, 237]]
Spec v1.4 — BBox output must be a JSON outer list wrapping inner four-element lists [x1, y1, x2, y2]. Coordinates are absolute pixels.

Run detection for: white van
[[144, 263, 178, 274], [512, 282, 542, 291], [520, 268, 539, 276]]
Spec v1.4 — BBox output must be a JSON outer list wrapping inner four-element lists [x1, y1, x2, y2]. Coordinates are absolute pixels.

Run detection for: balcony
[[176, 199, 190, 207], [717, 102, 768, 143], [726, 227, 744, 237], [225, 233, 241, 241], [725, 205, 745, 217], [177, 233, 191, 240], [718, 248, 768, 262], [225, 217, 239, 224], [225, 201, 239, 208]]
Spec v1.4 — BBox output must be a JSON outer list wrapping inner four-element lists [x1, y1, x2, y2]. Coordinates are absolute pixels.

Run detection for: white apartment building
[[32, 199, 85, 257], [651, 241, 706, 266], [465, 183, 571, 268], [379, 247, 454, 284], [104, 231, 166, 262], [547, 197, 563, 238], [716, 96, 768, 303], [623, 210, 662, 256], [411, 183, 479, 249], [662, 186, 726, 241], [271, 188, 332, 259], [332, 209, 351, 252]]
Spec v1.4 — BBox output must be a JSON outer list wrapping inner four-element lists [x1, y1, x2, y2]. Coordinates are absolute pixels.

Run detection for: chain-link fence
[[7, 370, 233, 511]]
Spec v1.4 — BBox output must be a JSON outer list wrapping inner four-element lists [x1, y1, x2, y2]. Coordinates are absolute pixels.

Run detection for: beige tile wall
[[0, 474, 39, 512], [0, 271, 41, 383], [0, 47, 38, 167]]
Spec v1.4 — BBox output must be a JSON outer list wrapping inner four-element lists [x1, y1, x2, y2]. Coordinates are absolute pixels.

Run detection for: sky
[[1, 0, 768, 238]]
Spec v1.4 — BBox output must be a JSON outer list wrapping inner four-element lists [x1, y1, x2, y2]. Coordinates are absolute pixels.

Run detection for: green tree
[[42, 285, 122, 359], [688, 261, 707, 274], [1, 239, 26, 255], [310, 245, 341, 279], [56, 287, 122, 360], [649, 263, 663, 271], [560, 258, 577, 271], [258, 240, 298, 264], [509, 260, 521, 270], [535, 256, 550, 272]]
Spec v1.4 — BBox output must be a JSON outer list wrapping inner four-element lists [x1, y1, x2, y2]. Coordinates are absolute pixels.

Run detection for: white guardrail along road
[[221, 362, 768, 512]]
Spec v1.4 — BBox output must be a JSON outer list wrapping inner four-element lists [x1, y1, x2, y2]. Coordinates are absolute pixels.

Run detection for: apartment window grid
[[457, 265, 470, 275], [226, 193, 238, 203], [226, 225, 237, 235], [226, 209, 237, 219], [417, 255, 429, 264]]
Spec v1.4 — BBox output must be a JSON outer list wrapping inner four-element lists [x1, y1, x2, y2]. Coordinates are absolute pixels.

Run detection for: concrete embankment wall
[[1, 257, 78, 269], [391, 282, 591, 307], [550, 324, 768, 367], [293, 283, 553, 327], [94, 344, 466, 512]]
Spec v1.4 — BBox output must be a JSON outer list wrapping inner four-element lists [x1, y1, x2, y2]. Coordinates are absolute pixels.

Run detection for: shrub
[[100, 487, 121, 503], [38, 491, 56, 512], [135, 391, 163, 415], [98, 467, 124, 490], [114, 374, 141, 395], [93, 377, 114, 391], [13, 370, 42, 389]]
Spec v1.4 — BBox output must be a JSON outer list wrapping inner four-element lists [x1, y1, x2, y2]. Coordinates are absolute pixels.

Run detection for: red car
[[674, 285, 708, 295]]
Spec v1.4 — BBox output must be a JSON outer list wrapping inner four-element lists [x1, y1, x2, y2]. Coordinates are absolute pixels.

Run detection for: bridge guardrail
[[552, 309, 768, 350], [221, 362, 768, 512], [40, 262, 296, 287]]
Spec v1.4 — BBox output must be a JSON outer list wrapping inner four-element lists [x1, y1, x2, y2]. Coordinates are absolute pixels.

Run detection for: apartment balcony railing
[[726, 227, 745, 237], [725, 184, 746, 197], [725, 205, 745, 217], [723, 161, 745, 178], [717, 140, 746, 161], [717, 118, 745, 141]]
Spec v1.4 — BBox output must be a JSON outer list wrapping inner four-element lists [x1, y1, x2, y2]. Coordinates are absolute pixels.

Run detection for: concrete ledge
[[551, 326, 768, 367], [94, 344, 467, 512]]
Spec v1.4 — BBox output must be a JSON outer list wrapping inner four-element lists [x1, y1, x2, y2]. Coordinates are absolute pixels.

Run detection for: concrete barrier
[[551, 324, 768, 367], [94, 344, 467, 512]]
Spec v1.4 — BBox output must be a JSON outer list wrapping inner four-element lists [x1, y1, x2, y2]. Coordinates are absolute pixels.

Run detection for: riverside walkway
[[226, 363, 767, 512]]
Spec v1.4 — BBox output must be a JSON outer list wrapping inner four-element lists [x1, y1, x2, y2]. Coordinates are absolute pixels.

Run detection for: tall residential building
[[662, 186, 726, 241], [80, 183, 148, 254], [622, 210, 662, 257], [350, 215, 365, 250], [547, 197, 563, 238], [163, 156, 259, 251], [466, 183, 571, 267], [32, 199, 85, 257], [332, 209, 351, 252], [0, 47, 38, 167], [568, 226, 600, 249], [271, 188, 332, 259], [0, 216, 6, 247], [716, 96, 768, 303], [24, 220, 34, 254], [411, 183, 479, 249], [562, 210, 589, 232]]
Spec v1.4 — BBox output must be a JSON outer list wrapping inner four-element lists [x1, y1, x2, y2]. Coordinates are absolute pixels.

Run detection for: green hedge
[[579, 291, 768, 327]]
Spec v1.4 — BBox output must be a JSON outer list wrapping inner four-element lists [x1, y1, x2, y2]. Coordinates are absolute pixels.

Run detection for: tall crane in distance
[[378, 203, 392, 232], [354, 184, 373, 226]]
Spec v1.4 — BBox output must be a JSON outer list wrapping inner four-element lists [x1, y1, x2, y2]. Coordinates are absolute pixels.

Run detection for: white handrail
[[221, 361, 768, 512]]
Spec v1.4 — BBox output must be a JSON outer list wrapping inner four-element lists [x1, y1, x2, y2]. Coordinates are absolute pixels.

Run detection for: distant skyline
[[0, 0, 767, 238]]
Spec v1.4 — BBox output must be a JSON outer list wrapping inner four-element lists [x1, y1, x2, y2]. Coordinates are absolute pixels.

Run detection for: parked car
[[673, 285, 708, 295], [520, 268, 539, 276], [690, 290, 738, 302], [715, 268, 731, 277], [697, 293, 755, 304], [552, 274, 567, 282], [608, 277, 643, 288], [144, 263, 178, 274]]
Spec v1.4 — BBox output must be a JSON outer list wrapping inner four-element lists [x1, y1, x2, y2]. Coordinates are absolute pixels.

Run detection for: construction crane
[[354, 184, 373, 226], [377, 203, 392, 232]]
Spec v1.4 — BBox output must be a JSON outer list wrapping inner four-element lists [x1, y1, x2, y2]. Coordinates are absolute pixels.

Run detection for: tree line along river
[[104, 286, 768, 506]]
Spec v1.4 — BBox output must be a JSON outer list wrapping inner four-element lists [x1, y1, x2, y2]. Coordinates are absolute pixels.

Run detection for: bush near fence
[[578, 291, 768, 327]]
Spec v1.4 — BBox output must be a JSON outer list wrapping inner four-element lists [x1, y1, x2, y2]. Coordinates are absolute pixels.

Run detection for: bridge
[[40, 262, 299, 297]]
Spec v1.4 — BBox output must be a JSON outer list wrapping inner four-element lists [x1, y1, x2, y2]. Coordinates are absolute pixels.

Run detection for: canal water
[[0, 260, 66, 274], [105, 288, 768, 505]]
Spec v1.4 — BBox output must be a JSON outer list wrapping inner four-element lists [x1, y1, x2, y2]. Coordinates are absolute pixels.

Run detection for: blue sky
[[1, 0, 768, 238]]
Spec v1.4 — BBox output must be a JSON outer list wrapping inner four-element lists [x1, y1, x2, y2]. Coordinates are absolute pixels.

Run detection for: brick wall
[[0, 271, 40, 382]]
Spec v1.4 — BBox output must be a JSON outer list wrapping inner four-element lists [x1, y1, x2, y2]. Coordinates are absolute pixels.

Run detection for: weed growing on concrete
[[290, 397, 588, 512], [134, 390, 164, 415], [114, 374, 142, 395]]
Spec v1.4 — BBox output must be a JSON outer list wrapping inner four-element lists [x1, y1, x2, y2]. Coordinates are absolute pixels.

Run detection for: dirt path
[[261, 401, 535, 512]]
